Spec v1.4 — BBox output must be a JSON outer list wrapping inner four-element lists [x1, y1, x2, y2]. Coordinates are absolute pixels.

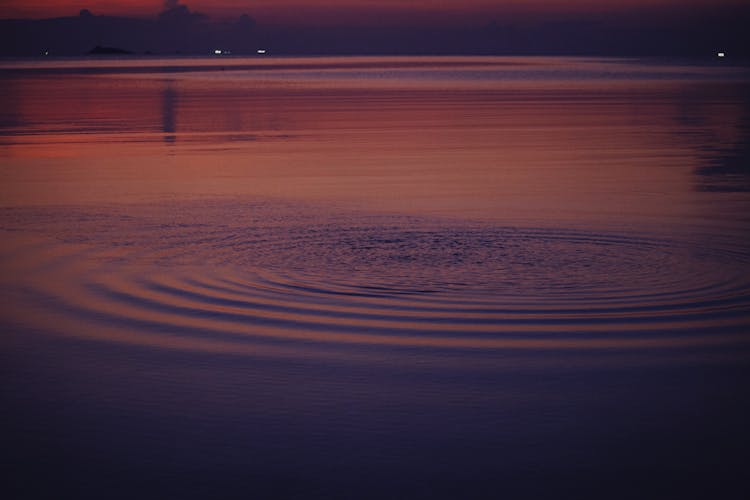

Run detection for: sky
[[1, 0, 747, 56], [1, 0, 746, 23]]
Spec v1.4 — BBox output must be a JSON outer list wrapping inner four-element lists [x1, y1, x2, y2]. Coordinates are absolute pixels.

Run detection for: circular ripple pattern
[[4, 221, 750, 367]]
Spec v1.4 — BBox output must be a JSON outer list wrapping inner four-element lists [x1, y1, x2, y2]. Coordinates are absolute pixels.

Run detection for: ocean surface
[[2, 56, 749, 499]]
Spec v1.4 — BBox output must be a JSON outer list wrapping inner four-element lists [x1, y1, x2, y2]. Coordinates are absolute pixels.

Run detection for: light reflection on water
[[2, 56, 749, 498]]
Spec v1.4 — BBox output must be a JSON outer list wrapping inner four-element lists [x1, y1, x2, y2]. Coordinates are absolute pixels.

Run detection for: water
[[2, 56, 749, 499]]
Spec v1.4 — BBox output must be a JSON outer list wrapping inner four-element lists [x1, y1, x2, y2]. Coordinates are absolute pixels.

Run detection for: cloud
[[158, 1, 206, 24]]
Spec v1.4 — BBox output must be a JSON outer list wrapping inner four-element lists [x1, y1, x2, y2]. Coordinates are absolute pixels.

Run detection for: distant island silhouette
[[88, 45, 133, 55]]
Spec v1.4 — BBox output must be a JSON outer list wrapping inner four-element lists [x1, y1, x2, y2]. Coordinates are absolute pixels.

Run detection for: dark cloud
[[158, 1, 207, 25]]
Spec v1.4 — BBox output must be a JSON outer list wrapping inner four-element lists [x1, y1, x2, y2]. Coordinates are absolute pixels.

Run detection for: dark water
[[2, 56, 750, 499]]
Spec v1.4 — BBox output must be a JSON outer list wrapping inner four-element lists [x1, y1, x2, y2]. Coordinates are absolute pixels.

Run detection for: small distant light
[[257, 49, 266, 55], [214, 49, 222, 55], [717, 52, 725, 58], [44, 50, 49, 56]]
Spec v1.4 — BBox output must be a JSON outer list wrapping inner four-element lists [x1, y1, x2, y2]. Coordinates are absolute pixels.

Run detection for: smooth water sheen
[[2, 56, 750, 499]]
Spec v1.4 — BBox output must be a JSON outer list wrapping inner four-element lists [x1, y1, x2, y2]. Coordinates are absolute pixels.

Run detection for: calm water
[[2, 56, 750, 498]]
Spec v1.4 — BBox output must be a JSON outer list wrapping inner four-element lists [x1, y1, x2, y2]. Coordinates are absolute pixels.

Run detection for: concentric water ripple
[[4, 218, 749, 367]]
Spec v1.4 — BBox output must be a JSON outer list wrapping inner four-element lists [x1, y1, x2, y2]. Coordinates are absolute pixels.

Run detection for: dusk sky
[[1, 0, 748, 56], [2, 0, 746, 23]]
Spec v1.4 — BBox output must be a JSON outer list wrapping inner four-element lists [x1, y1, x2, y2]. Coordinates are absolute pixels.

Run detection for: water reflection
[[0, 79, 22, 133], [2, 56, 749, 500], [1, 70, 747, 228], [161, 82, 177, 144], [694, 94, 750, 192]]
